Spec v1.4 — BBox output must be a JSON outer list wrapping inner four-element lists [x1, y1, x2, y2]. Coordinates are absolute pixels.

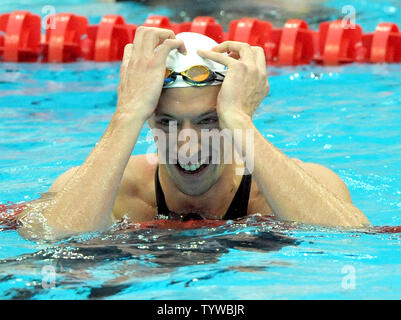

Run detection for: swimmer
[[18, 27, 370, 238]]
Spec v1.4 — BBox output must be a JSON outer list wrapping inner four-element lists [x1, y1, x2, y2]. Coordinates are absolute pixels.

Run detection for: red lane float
[[363, 23, 401, 63], [0, 11, 41, 62], [42, 13, 88, 62], [190, 16, 224, 43], [143, 15, 171, 29], [265, 19, 315, 65], [144, 16, 225, 43], [373, 225, 401, 234], [315, 20, 365, 65], [143, 15, 191, 34], [83, 15, 136, 62], [136, 219, 227, 230], [2, 202, 401, 234], [278, 20, 315, 65], [0, 203, 26, 229], [229, 17, 272, 47], [1, 10, 401, 65]]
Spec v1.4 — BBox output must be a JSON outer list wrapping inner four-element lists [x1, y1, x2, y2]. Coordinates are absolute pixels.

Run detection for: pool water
[[1, 0, 401, 300]]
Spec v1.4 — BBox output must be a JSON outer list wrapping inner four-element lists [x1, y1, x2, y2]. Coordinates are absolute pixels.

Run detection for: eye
[[157, 118, 175, 126], [198, 116, 218, 125]]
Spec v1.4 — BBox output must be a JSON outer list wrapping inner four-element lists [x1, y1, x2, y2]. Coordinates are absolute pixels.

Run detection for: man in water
[[19, 27, 370, 238]]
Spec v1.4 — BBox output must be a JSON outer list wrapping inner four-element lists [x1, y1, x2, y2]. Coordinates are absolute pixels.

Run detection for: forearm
[[220, 112, 370, 227], [25, 112, 145, 235], [18, 28, 187, 239]]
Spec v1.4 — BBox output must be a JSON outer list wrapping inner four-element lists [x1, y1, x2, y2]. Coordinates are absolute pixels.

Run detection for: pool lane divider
[[0, 10, 400, 64], [2, 200, 401, 234]]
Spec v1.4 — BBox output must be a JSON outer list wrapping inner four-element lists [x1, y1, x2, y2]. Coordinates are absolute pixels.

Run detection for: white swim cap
[[163, 32, 227, 88]]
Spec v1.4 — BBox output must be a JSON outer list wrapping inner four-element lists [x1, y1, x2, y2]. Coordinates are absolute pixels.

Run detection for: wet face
[[149, 85, 229, 196]]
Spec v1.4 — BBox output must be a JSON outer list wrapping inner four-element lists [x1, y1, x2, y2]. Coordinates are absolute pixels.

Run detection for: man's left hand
[[197, 41, 269, 126]]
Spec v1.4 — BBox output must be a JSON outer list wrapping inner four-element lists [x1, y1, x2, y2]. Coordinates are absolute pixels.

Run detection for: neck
[[158, 162, 245, 219]]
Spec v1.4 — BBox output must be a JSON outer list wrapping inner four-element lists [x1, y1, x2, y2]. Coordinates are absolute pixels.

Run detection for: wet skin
[[17, 27, 370, 239]]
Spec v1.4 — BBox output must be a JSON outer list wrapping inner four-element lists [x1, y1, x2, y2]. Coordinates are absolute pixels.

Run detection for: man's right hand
[[116, 27, 187, 122]]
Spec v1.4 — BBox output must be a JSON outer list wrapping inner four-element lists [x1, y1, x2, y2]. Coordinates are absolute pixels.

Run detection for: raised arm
[[18, 27, 187, 239], [198, 42, 370, 228]]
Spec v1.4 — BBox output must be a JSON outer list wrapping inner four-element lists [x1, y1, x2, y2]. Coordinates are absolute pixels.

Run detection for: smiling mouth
[[175, 157, 211, 174]]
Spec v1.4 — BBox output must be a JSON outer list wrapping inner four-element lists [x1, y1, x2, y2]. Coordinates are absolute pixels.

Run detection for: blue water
[[0, 0, 401, 299]]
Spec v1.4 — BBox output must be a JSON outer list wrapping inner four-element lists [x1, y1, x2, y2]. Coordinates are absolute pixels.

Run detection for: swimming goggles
[[164, 65, 225, 87]]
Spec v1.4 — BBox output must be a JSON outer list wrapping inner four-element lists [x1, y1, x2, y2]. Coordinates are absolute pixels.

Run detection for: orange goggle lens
[[164, 65, 213, 86], [185, 65, 211, 82]]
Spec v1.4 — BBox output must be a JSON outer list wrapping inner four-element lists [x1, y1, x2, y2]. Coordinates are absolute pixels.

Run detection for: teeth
[[177, 157, 210, 172], [178, 161, 204, 172]]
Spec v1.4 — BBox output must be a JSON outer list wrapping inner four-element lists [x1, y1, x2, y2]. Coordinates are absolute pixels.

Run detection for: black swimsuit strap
[[154, 166, 252, 221], [222, 170, 252, 220], [154, 165, 170, 217]]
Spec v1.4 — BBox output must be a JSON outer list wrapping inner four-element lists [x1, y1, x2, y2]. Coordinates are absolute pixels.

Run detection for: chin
[[167, 161, 221, 196]]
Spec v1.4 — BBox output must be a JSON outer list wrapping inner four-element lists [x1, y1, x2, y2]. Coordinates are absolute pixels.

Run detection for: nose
[[177, 120, 202, 162], [181, 119, 194, 132]]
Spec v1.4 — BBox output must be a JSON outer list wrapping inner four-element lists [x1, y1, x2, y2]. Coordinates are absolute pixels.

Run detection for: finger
[[212, 41, 254, 62], [197, 49, 236, 67], [142, 28, 175, 55], [251, 46, 267, 71], [132, 27, 175, 55], [251, 46, 269, 95], [132, 26, 146, 54], [154, 38, 187, 61], [228, 51, 240, 60], [121, 44, 133, 69], [155, 35, 187, 56], [120, 43, 133, 79], [137, 27, 187, 56]]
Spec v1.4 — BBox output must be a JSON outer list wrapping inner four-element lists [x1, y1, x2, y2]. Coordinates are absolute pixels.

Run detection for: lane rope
[[0, 11, 400, 64]]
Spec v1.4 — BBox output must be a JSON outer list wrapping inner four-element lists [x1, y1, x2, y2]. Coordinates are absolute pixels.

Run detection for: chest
[[113, 178, 273, 222]]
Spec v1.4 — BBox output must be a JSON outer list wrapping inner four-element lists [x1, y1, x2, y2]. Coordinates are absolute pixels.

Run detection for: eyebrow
[[198, 110, 218, 118], [154, 112, 175, 118], [155, 110, 218, 119]]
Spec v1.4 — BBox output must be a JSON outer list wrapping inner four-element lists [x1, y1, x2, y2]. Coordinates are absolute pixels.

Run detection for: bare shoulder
[[247, 158, 353, 216], [33, 154, 158, 223], [112, 154, 158, 221], [48, 166, 80, 192], [124, 153, 158, 186], [292, 158, 352, 202], [247, 178, 272, 216]]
